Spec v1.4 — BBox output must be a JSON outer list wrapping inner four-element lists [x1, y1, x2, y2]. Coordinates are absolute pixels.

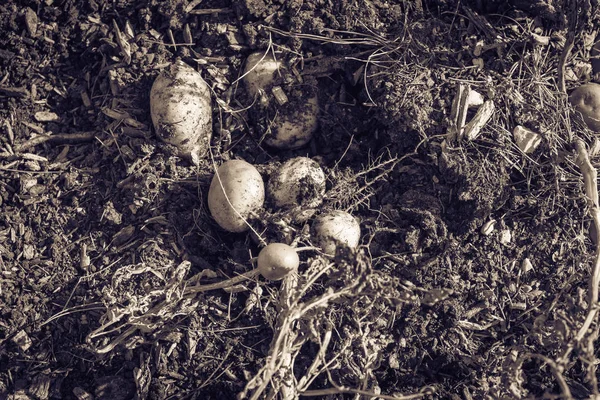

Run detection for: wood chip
[[80, 90, 91, 107], [0, 85, 30, 98], [513, 125, 542, 154], [111, 225, 135, 246], [21, 121, 45, 134], [73, 387, 94, 400], [271, 86, 288, 105], [12, 329, 32, 351], [463, 100, 495, 141], [448, 83, 470, 140], [34, 111, 60, 122], [24, 7, 38, 37], [183, 23, 193, 44]]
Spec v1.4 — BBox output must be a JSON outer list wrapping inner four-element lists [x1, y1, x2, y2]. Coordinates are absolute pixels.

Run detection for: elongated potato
[[208, 160, 265, 233], [243, 52, 318, 150], [150, 61, 212, 162]]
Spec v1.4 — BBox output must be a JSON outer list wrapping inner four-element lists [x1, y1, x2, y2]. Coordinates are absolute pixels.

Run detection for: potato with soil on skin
[[311, 210, 361, 255], [208, 160, 265, 233], [150, 60, 212, 163], [267, 157, 326, 209], [569, 82, 600, 132], [257, 243, 299, 281], [243, 52, 319, 149]]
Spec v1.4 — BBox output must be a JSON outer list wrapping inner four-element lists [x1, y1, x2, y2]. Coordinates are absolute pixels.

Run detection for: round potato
[[208, 160, 265, 233], [569, 82, 600, 132], [265, 95, 319, 149], [257, 243, 299, 281], [243, 52, 319, 150], [150, 61, 212, 162], [312, 210, 361, 255], [267, 157, 326, 209], [243, 52, 283, 99]]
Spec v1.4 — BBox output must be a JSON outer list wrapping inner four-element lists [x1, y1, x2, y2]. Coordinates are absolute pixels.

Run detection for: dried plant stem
[[16, 131, 95, 152], [557, 141, 600, 373], [88, 268, 260, 353], [240, 283, 360, 399], [558, 31, 574, 94], [242, 273, 299, 400], [183, 269, 259, 294], [520, 353, 573, 400], [299, 387, 429, 400], [575, 139, 600, 327]]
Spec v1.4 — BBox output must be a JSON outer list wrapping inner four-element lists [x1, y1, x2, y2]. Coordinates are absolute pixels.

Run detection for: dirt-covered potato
[[208, 160, 265, 233], [570, 83, 600, 132], [243, 52, 283, 99], [150, 61, 212, 162], [267, 157, 326, 209], [312, 210, 361, 255], [257, 243, 299, 280], [243, 52, 318, 149]]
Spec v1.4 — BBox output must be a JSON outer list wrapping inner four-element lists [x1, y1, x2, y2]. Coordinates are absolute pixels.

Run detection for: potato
[[569, 83, 600, 132], [208, 160, 265, 233], [257, 243, 299, 280], [311, 210, 361, 255], [150, 61, 212, 162], [243, 52, 283, 99], [243, 52, 318, 150], [266, 95, 319, 149], [267, 157, 326, 208]]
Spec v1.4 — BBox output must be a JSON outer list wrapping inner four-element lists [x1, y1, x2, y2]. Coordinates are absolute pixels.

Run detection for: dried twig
[[15, 131, 96, 152]]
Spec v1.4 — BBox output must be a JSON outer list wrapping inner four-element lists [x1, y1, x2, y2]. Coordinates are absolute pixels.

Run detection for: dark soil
[[1, 0, 600, 399]]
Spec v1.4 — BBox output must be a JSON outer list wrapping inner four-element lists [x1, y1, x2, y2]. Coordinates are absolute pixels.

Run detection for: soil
[[1, 0, 600, 399]]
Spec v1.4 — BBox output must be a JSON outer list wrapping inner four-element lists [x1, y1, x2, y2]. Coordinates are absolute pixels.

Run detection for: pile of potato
[[150, 55, 361, 281]]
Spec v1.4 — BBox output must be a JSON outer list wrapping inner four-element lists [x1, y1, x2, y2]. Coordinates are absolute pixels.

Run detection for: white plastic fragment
[[513, 125, 542, 154]]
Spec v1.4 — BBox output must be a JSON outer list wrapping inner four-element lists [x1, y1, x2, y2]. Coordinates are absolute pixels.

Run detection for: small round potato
[[570, 83, 600, 132], [150, 61, 212, 162], [208, 160, 265, 233], [257, 243, 299, 280], [267, 157, 326, 209], [312, 210, 361, 255], [243, 52, 319, 150]]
